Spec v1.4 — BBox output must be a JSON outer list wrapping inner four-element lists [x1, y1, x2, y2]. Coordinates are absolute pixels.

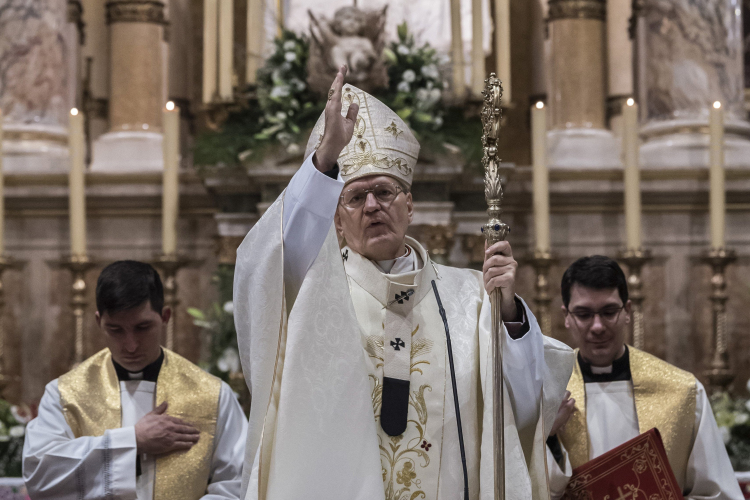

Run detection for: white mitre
[[304, 85, 420, 187]]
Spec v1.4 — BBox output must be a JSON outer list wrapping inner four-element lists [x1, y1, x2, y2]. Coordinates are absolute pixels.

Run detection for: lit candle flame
[[627, 98, 635, 107], [535, 101, 544, 109], [166, 101, 175, 111], [713, 101, 722, 109], [70, 108, 79, 116]]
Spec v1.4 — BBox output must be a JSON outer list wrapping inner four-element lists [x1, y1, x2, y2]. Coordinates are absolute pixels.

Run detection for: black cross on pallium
[[394, 291, 410, 304], [390, 338, 405, 351], [342, 249, 349, 261]]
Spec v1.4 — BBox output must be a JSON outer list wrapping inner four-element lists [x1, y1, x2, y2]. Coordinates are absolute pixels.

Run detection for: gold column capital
[[106, 0, 166, 25], [68, 0, 86, 44], [548, 0, 606, 22]]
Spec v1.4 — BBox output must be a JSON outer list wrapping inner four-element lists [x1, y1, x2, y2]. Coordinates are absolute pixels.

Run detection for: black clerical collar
[[578, 346, 631, 383], [112, 350, 164, 382]]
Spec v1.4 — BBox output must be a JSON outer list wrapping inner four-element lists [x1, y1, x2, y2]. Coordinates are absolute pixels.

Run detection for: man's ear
[[161, 307, 172, 325], [406, 192, 414, 223], [95, 311, 102, 328], [562, 306, 571, 329], [624, 299, 632, 324], [334, 208, 345, 238]]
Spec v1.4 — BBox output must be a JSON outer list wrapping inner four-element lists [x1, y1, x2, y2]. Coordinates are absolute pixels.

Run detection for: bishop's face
[[96, 301, 168, 372], [563, 285, 631, 367], [335, 175, 413, 262]]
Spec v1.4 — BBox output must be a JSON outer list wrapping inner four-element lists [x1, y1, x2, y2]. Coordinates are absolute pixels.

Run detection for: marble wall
[[637, 0, 744, 123]]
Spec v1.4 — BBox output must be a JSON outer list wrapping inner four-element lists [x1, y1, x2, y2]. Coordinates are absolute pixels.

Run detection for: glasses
[[339, 183, 405, 209], [566, 305, 625, 328]]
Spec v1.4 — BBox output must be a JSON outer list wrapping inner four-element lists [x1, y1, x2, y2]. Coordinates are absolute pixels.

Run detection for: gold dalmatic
[[58, 348, 222, 500], [558, 347, 697, 487]]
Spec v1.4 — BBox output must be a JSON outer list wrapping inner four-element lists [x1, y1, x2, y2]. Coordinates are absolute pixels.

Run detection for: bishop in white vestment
[[546, 256, 742, 500], [234, 67, 575, 500]]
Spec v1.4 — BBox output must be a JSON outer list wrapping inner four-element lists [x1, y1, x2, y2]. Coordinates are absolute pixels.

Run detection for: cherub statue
[[307, 6, 389, 95]]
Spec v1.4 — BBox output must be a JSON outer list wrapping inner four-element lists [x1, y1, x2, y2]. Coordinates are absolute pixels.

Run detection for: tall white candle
[[709, 101, 725, 249], [0, 110, 4, 255], [471, 0, 485, 98], [218, 0, 234, 101], [202, 0, 219, 103], [494, 0, 511, 102], [531, 102, 550, 253], [623, 98, 642, 250], [246, 0, 265, 85], [69, 109, 87, 257], [449, 0, 465, 99], [162, 102, 180, 255]]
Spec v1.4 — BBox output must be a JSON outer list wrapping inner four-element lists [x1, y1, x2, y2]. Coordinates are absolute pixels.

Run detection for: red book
[[562, 428, 684, 500]]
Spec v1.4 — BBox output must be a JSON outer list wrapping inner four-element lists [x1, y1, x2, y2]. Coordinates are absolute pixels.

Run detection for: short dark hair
[[561, 255, 628, 308], [96, 260, 164, 316]]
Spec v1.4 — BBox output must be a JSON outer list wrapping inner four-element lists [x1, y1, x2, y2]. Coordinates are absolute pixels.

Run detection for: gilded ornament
[[106, 0, 166, 25], [384, 121, 404, 139]]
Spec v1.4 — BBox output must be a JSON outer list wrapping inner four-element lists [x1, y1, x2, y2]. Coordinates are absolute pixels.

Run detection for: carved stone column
[[634, 0, 750, 169], [0, 0, 71, 172], [546, 0, 621, 169], [91, 1, 167, 171]]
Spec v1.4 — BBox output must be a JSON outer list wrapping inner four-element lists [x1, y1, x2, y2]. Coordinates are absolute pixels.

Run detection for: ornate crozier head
[[305, 85, 420, 188]]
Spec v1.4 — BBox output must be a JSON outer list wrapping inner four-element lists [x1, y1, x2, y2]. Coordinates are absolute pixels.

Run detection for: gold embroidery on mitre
[[58, 349, 222, 500], [305, 85, 420, 186], [384, 120, 403, 139]]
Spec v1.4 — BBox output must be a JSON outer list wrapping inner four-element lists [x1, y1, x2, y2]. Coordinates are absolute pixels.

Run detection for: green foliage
[[711, 389, 750, 471], [194, 23, 485, 172], [0, 399, 28, 477], [188, 265, 239, 383]]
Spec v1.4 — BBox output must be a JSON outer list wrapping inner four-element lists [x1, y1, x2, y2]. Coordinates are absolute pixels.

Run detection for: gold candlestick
[[153, 254, 195, 352], [0, 256, 23, 397], [702, 248, 736, 393], [618, 248, 652, 350], [528, 250, 557, 336], [481, 73, 507, 500], [59, 255, 97, 367]]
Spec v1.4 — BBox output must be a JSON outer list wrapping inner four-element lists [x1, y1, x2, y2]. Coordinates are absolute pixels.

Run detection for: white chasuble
[[235, 197, 575, 500]]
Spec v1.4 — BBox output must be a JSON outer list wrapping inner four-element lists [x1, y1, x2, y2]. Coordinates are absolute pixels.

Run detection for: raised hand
[[313, 65, 360, 172], [483, 240, 519, 321], [134, 402, 200, 456]]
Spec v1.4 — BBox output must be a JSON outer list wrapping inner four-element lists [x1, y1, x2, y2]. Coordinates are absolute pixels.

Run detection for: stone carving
[[307, 6, 389, 95], [547, 0, 606, 22], [106, 0, 166, 25]]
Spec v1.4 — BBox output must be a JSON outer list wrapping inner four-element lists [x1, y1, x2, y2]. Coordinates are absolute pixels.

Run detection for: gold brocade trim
[[548, 0, 606, 21], [559, 348, 696, 487], [557, 352, 589, 468], [106, 0, 166, 25], [58, 349, 222, 500]]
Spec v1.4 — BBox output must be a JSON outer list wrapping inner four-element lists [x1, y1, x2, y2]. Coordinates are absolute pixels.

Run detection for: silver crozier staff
[[481, 73, 508, 500]]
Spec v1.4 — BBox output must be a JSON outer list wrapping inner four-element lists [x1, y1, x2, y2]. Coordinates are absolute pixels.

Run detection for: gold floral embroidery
[[384, 120, 404, 139], [340, 115, 412, 177], [396, 462, 417, 487]]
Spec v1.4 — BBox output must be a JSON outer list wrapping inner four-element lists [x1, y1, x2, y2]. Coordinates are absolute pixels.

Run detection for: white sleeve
[[684, 381, 744, 500], [502, 297, 544, 442], [546, 441, 573, 500], [282, 153, 345, 299], [202, 382, 249, 500], [22, 380, 138, 500]]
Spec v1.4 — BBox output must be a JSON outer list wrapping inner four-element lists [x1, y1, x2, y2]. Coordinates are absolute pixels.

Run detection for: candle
[[449, 0, 465, 99], [202, 0, 218, 103], [162, 102, 180, 255], [531, 102, 550, 253], [218, 0, 234, 101], [709, 101, 725, 249], [276, 0, 284, 37], [494, 0, 511, 102], [471, 0, 485, 98], [623, 98, 641, 250], [246, 0, 265, 85], [69, 108, 87, 257], [0, 109, 4, 255]]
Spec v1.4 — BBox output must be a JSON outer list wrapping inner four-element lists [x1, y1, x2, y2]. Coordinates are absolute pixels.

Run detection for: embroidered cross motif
[[342, 249, 348, 261], [394, 290, 412, 304], [614, 486, 634, 500], [384, 120, 403, 139], [390, 338, 405, 351]]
